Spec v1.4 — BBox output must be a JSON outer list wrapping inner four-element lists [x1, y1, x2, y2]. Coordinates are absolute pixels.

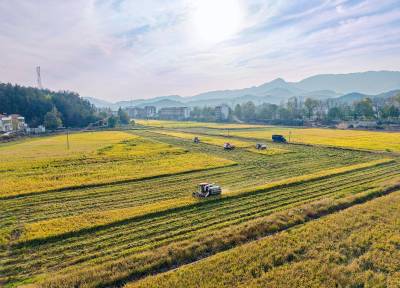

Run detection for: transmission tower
[[36, 66, 43, 89]]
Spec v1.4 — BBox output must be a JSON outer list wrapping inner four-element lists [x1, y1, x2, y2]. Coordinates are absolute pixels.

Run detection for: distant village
[[123, 105, 230, 121]]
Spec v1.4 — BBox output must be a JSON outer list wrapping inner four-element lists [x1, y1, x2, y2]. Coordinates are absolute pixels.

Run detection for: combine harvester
[[223, 142, 235, 150], [255, 143, 267, 150], [193, 183, 222, 198]]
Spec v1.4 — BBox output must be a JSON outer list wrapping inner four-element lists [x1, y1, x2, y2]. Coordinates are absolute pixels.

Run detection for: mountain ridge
[[84, 71, 400, 109]]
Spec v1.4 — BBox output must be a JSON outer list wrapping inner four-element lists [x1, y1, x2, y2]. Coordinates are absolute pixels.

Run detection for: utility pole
[[66, 128, 70, 150], [289, 131, 291, 143]]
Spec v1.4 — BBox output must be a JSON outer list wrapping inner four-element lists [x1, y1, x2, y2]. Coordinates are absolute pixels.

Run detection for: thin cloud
[[0, 0, 399, 101]]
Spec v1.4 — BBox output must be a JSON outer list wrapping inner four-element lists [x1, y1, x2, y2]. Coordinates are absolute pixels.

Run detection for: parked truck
[[272, 135, 287, 143]]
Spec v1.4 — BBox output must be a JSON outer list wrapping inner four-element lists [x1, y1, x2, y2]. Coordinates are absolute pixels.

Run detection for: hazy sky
[[1, 0, 400, 101]]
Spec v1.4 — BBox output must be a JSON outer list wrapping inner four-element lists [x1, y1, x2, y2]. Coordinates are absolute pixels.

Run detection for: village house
[[215, 105, 230, 121], [0, 114, 32, 134], [158, 107, 190, 120], [0, 114, 13, 132]]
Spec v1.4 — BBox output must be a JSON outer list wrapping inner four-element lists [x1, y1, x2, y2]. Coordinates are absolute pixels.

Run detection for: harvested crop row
[[38, 168, 400, 288], [14, 158, 393, 243], [152, 130, 253, 147], [128, 190, 400, 288], [2, 161, 398, 286]]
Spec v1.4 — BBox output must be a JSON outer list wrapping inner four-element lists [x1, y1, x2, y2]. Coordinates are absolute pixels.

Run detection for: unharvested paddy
[[181, 126, 400, 153]]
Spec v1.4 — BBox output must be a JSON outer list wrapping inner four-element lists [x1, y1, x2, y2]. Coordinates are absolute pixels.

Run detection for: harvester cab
[[193, 136, 200, 143], [256, 143, 267, 150], [224, 143, 235, 150], [193, 183, 222, 198]]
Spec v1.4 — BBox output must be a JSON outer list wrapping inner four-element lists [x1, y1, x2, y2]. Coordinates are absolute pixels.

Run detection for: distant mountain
[[186, 77, 302, 103], [297, 90, 341, 100], [336, 92, 371, 103], [85, 71, 400, 109], [376, 89, 400, 99], [294, 71, 400, 94], [336, 89, 400, 103]]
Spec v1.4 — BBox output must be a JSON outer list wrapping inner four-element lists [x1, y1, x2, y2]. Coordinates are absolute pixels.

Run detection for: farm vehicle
[[272, 135, 287, 143], [193, 183, 222, 198], [255, 143, 267, 150], [224, 143, 235, 150]]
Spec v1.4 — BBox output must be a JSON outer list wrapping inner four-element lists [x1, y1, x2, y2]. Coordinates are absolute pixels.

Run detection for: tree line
[[190, 93, 400, 125], [0, 83, 99, 128]]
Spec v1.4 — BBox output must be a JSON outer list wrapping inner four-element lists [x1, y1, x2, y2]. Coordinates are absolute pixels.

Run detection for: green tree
[[286, 97, 301, 119], [118, 107, 130, 124], [241, 101, 256, 121], [234, 104, 242, 119], [354, 98, 375, 119], [381, 105, 399, 119], [0, 83, 99, 127], [256, 103, 279, 120], [44, 107, 62, 129], [304, 98, 319, 119], [327, 107, 343, 120], [107, 116, 118, 128]]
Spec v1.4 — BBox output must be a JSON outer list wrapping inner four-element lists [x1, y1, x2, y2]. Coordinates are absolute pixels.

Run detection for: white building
[[0, 115, 13, 132], [27, 125, 46, 134], [144, 106, 157, 118], [0, 114, 29, 133], [158, 107, 190, 120], [10, 114, 27, 131], [215, 105, 230, 121]]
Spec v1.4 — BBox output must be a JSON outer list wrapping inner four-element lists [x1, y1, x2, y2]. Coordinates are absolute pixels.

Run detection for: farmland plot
[[1, 127, 399, 288], [0, 131, 235, 198], [214, 127, 400, 153], [6, 159, 399, 287], [129, 190, 400, 288], [152, 130, 253, 147]]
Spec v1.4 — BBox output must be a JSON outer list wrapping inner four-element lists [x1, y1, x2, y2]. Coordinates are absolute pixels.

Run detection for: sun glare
[[191, 0, 243, 45]]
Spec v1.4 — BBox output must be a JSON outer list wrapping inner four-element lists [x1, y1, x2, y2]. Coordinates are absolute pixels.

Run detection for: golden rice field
[[0, 131, 235, 198], [225, 127, 400, 152], [1, 124, 400, 288]]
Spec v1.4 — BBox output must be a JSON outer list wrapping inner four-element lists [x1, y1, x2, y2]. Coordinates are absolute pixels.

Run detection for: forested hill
[[0, 83, 99, 127]]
